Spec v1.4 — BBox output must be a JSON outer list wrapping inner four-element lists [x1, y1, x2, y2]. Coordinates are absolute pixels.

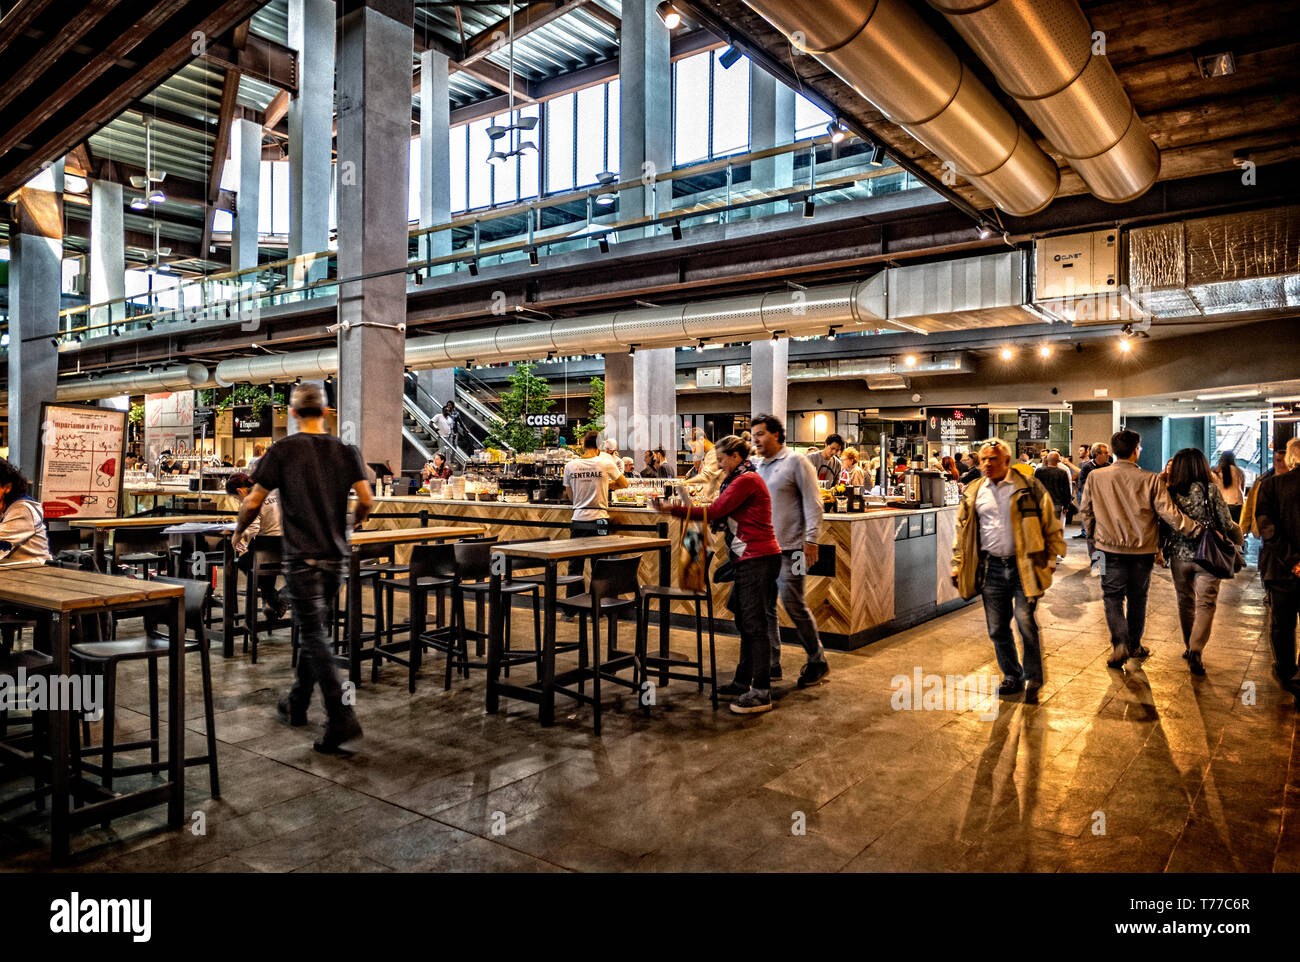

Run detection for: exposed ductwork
[[740, 0, 1059, 216], [54, 364, 212, 403], [789, 351, 975, 382], [929, 0, 1159, 203]]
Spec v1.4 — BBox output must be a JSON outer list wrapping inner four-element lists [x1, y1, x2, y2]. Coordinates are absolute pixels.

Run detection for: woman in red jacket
[[653, 435, 782, 714]]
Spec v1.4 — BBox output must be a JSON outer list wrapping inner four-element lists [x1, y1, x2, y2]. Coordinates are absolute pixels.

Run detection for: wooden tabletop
[[0, 565, 184, 612], [492, 535, 671, 561], [349, 524, 485, 546], [69, 514, 235, 529]]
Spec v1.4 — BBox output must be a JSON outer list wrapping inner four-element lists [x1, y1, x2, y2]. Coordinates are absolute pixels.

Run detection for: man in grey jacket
[[752, 415, 830, 688], [1080, 429, 1201, 670]]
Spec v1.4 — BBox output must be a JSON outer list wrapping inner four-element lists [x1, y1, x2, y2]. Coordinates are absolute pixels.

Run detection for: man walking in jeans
[[235, 383, 372, 753], [751, 415, 830, 687], [1080, 429, 1200, 670], [952, 439, 1066, 703]]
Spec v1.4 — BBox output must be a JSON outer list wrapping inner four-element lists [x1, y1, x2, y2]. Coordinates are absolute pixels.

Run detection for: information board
[[144, 391, 194, 464], [232, 404, 272, 438], [34, 403, 127, 520], [924, 407, 987, 446], [1017, 409, 1051, 442]]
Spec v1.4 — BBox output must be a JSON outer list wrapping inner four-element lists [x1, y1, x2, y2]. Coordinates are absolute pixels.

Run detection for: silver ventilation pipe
[[53, 364, 212, 402], [929, 0, 1159, 203], [740, 0, 1059, 216]]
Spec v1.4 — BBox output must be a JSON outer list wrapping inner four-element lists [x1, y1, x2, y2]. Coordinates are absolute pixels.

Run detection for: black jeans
[[237, 550, 280, 610], [1101, 552, 1155, 652], [567, 518, 609, 595], [729, 553, 781, 693], [981, 555, 1043, 685], [284, 559, 350, 723], [1266, 584, 1299, 682]]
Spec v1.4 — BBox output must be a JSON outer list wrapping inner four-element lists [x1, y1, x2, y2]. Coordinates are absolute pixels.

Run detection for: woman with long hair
[[1163, 448, 1243, 675], [0, 458, 51, 565], [1211, 451, 1246, 522], [653, 435, 781, 715], [940, 455, 961, 482]]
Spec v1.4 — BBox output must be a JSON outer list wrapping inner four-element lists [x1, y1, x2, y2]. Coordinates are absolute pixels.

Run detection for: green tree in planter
[[484, 362, 556, 453]]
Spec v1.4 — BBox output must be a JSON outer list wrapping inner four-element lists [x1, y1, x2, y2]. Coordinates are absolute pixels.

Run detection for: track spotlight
[[50, 337, 60, 347], [697, 339, 705, 350], [977, 224, 994, 240], [656, 1, 682, 29], [869, 144, 886, 167], [145, 321, 154, 331], [1039, 344, 1051, 358], [413, 270, 423, 286], [1075, 342, 1083, 353], [468, 259, 479, 276], [598, 235, 610, 254], [73, 334, 82, 343], [771, 331, 780, 341], [827, 121, 847, 144], [545, 351, 554, 361], [528, 247, 539, 267], [1118, 337, 1132, 354], [803, 197, 815, 218], [629, 344, 637, 355], [718, 45, 743, 69], [1000, 347, 1014, 360], [826, 327, 837, 341], [671, 221, 683, 241], [903, 354, 917, 367]]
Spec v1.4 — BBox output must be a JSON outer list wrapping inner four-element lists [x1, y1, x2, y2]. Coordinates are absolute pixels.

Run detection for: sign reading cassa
[[523, 413, 567, 428]]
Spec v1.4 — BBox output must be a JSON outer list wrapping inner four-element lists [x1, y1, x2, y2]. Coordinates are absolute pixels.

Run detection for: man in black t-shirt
[[235, 383, 373, 753]]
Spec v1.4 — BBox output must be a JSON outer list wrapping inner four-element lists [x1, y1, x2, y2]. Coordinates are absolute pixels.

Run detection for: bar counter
[[123, 487, 972, 650]]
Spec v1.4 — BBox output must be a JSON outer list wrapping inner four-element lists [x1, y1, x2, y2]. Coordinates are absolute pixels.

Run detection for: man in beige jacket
[[1080, 429, 1201, 670]]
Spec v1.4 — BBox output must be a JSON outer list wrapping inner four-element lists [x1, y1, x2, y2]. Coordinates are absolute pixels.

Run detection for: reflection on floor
[[1, 539, 1297, 872]]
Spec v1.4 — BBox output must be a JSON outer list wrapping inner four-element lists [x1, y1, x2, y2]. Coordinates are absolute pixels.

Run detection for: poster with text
[[144, 391, 195, 466], [35, 403, 127, 520]]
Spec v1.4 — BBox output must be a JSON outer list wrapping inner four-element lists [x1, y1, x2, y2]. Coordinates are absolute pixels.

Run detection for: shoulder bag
[[1193, 483, 1244, 579]]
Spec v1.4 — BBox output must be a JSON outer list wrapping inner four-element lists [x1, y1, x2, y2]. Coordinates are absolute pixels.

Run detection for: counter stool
[[636, 550, 718, 711], [0, 648, 54, 814], [112, 529, 170, 579], [439, 540, 542, 691], [242, 536, 284, 663], [376, 543, 455, 691], [71, 576, 221, 798], [554, 556, 644, 735]]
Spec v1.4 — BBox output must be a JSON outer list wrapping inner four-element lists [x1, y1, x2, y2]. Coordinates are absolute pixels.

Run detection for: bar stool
[[242, 535, 285, 663], [112, 528, 170, 579], [0, 648, 55, 814], [637, 550, 719, 710], [71, 576, 221, 797], [554, 556, 645, 735], [439, 540, 542, 691], [376, 542, 455, 692]]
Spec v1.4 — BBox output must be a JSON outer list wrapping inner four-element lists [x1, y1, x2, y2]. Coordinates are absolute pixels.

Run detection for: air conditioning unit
[[1034, 230, 1119, 300]]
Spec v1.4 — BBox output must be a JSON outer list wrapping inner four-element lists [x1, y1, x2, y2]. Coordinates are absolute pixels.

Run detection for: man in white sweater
[[751, 415, 830, 688]]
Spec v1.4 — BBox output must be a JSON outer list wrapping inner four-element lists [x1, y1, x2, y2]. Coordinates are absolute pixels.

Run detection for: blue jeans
[[767, 551, 826, 669], [1101, 552, 1154, 653], [729, 553, 781, 693], [284, 559, 349, 723], [981, 555, 1043, 685]]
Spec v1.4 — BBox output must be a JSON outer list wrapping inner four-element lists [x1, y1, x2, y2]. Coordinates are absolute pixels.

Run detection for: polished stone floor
[[2, 537, 1297, 872]]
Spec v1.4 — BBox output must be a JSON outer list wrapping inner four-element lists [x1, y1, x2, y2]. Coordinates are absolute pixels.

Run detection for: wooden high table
[[343, 525, 486, 683], [70, 514, 235, 573], [484, 535, 672, 726], [0, 563, 185, 862]]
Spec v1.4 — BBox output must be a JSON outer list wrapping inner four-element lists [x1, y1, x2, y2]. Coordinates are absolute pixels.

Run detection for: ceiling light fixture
[[868, 144, 886, 167], [148, 189, 165, 204], [656, 1, 682, 29], [803, 197, 815, 218], [130, 196, 149, 211], [977, 224, 994, 240], [1039, 345, 1051, 358], [1000, 347, 1014, 360], [595, 170, 618, 206], [903, 354, 917, 367], [1118, 337, 1132, 354], [1196, 51, 1236, 78], [1266, 394, 1300, 404], [826, 327, 837, 341], [826, 121, 846, 144], [718, 45, 744, 69], [1195, 389, 1259, 401], [671, 221, 684, 241], [598, 235, 610, 253], [528, 247, 539, 266]]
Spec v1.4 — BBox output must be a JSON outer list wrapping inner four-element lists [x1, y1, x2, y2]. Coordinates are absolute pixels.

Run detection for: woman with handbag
[[1161, 448, 1244, 675], [652, 435, 782, 715]]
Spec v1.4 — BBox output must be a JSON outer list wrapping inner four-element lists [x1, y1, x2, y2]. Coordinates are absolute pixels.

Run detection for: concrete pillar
[[603, 348, 675, 468], [418, 48, 451, 264], [618, 0, 672, 236], [750, 337, 789, 426], [7, 159, 64, 475], [89, 179, 124, 329], [748, 63, 794, 193], [1071, 399, 1120, 454], [288, 0, 335, 283], [335, 0, 414, 471], [230, 117, 262, 272], [417, 367, 455, 409]]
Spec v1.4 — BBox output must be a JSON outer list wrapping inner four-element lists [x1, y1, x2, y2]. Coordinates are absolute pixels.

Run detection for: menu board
[[232, 403, 272, 438], [34, 403, 127, 520], [1017, 408, 1051, 442], [144, 391, 195, 464], [924, 407, 987, 445]]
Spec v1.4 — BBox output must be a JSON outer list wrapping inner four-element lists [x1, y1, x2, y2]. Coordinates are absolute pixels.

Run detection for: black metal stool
[[637, 550, 719, 711]]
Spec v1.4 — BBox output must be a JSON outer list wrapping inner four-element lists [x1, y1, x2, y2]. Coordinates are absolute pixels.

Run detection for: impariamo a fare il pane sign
[[35, 403, 128, 520]]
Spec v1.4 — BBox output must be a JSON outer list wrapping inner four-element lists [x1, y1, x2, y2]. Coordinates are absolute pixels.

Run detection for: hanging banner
[[144, 391, 194, 465], [1017, 409, 1051, 442], [232, 404, 272, 438], [34, 403, 127, 520], [924, 407, 987, 446]]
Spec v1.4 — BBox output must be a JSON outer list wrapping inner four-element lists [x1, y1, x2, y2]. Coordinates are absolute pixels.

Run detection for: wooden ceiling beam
[[0, 0, 118, 114], [460, 1, 586, 67], [0, 0, 55, 60]]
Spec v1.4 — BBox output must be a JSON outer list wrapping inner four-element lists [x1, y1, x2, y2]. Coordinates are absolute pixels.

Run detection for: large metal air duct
[[741, 0, 1059, 216], [55, 364, 211, 402], [929, 0, 1159, 203]]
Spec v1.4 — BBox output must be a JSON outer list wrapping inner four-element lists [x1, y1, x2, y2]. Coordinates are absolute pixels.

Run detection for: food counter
[[121, 488, 971, 650]]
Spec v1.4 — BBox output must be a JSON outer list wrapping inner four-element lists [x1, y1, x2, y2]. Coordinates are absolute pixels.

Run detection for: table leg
[[167, 595, 185, 827], [485, 557, 503, 714], [222, 536, 236, 658], [50, 612, 70, 864], [540, 562, 558, 726], [658, 543, 670, 688], [348, 554, 363, 685]]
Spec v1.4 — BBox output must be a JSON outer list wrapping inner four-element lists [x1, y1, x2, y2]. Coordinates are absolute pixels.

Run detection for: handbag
[[1192, 484, 1244, 579], [678, 508, 708, 593]]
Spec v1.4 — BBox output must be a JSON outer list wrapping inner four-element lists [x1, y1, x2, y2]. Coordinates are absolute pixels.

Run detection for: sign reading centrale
[[523, 413, 567, 428]]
